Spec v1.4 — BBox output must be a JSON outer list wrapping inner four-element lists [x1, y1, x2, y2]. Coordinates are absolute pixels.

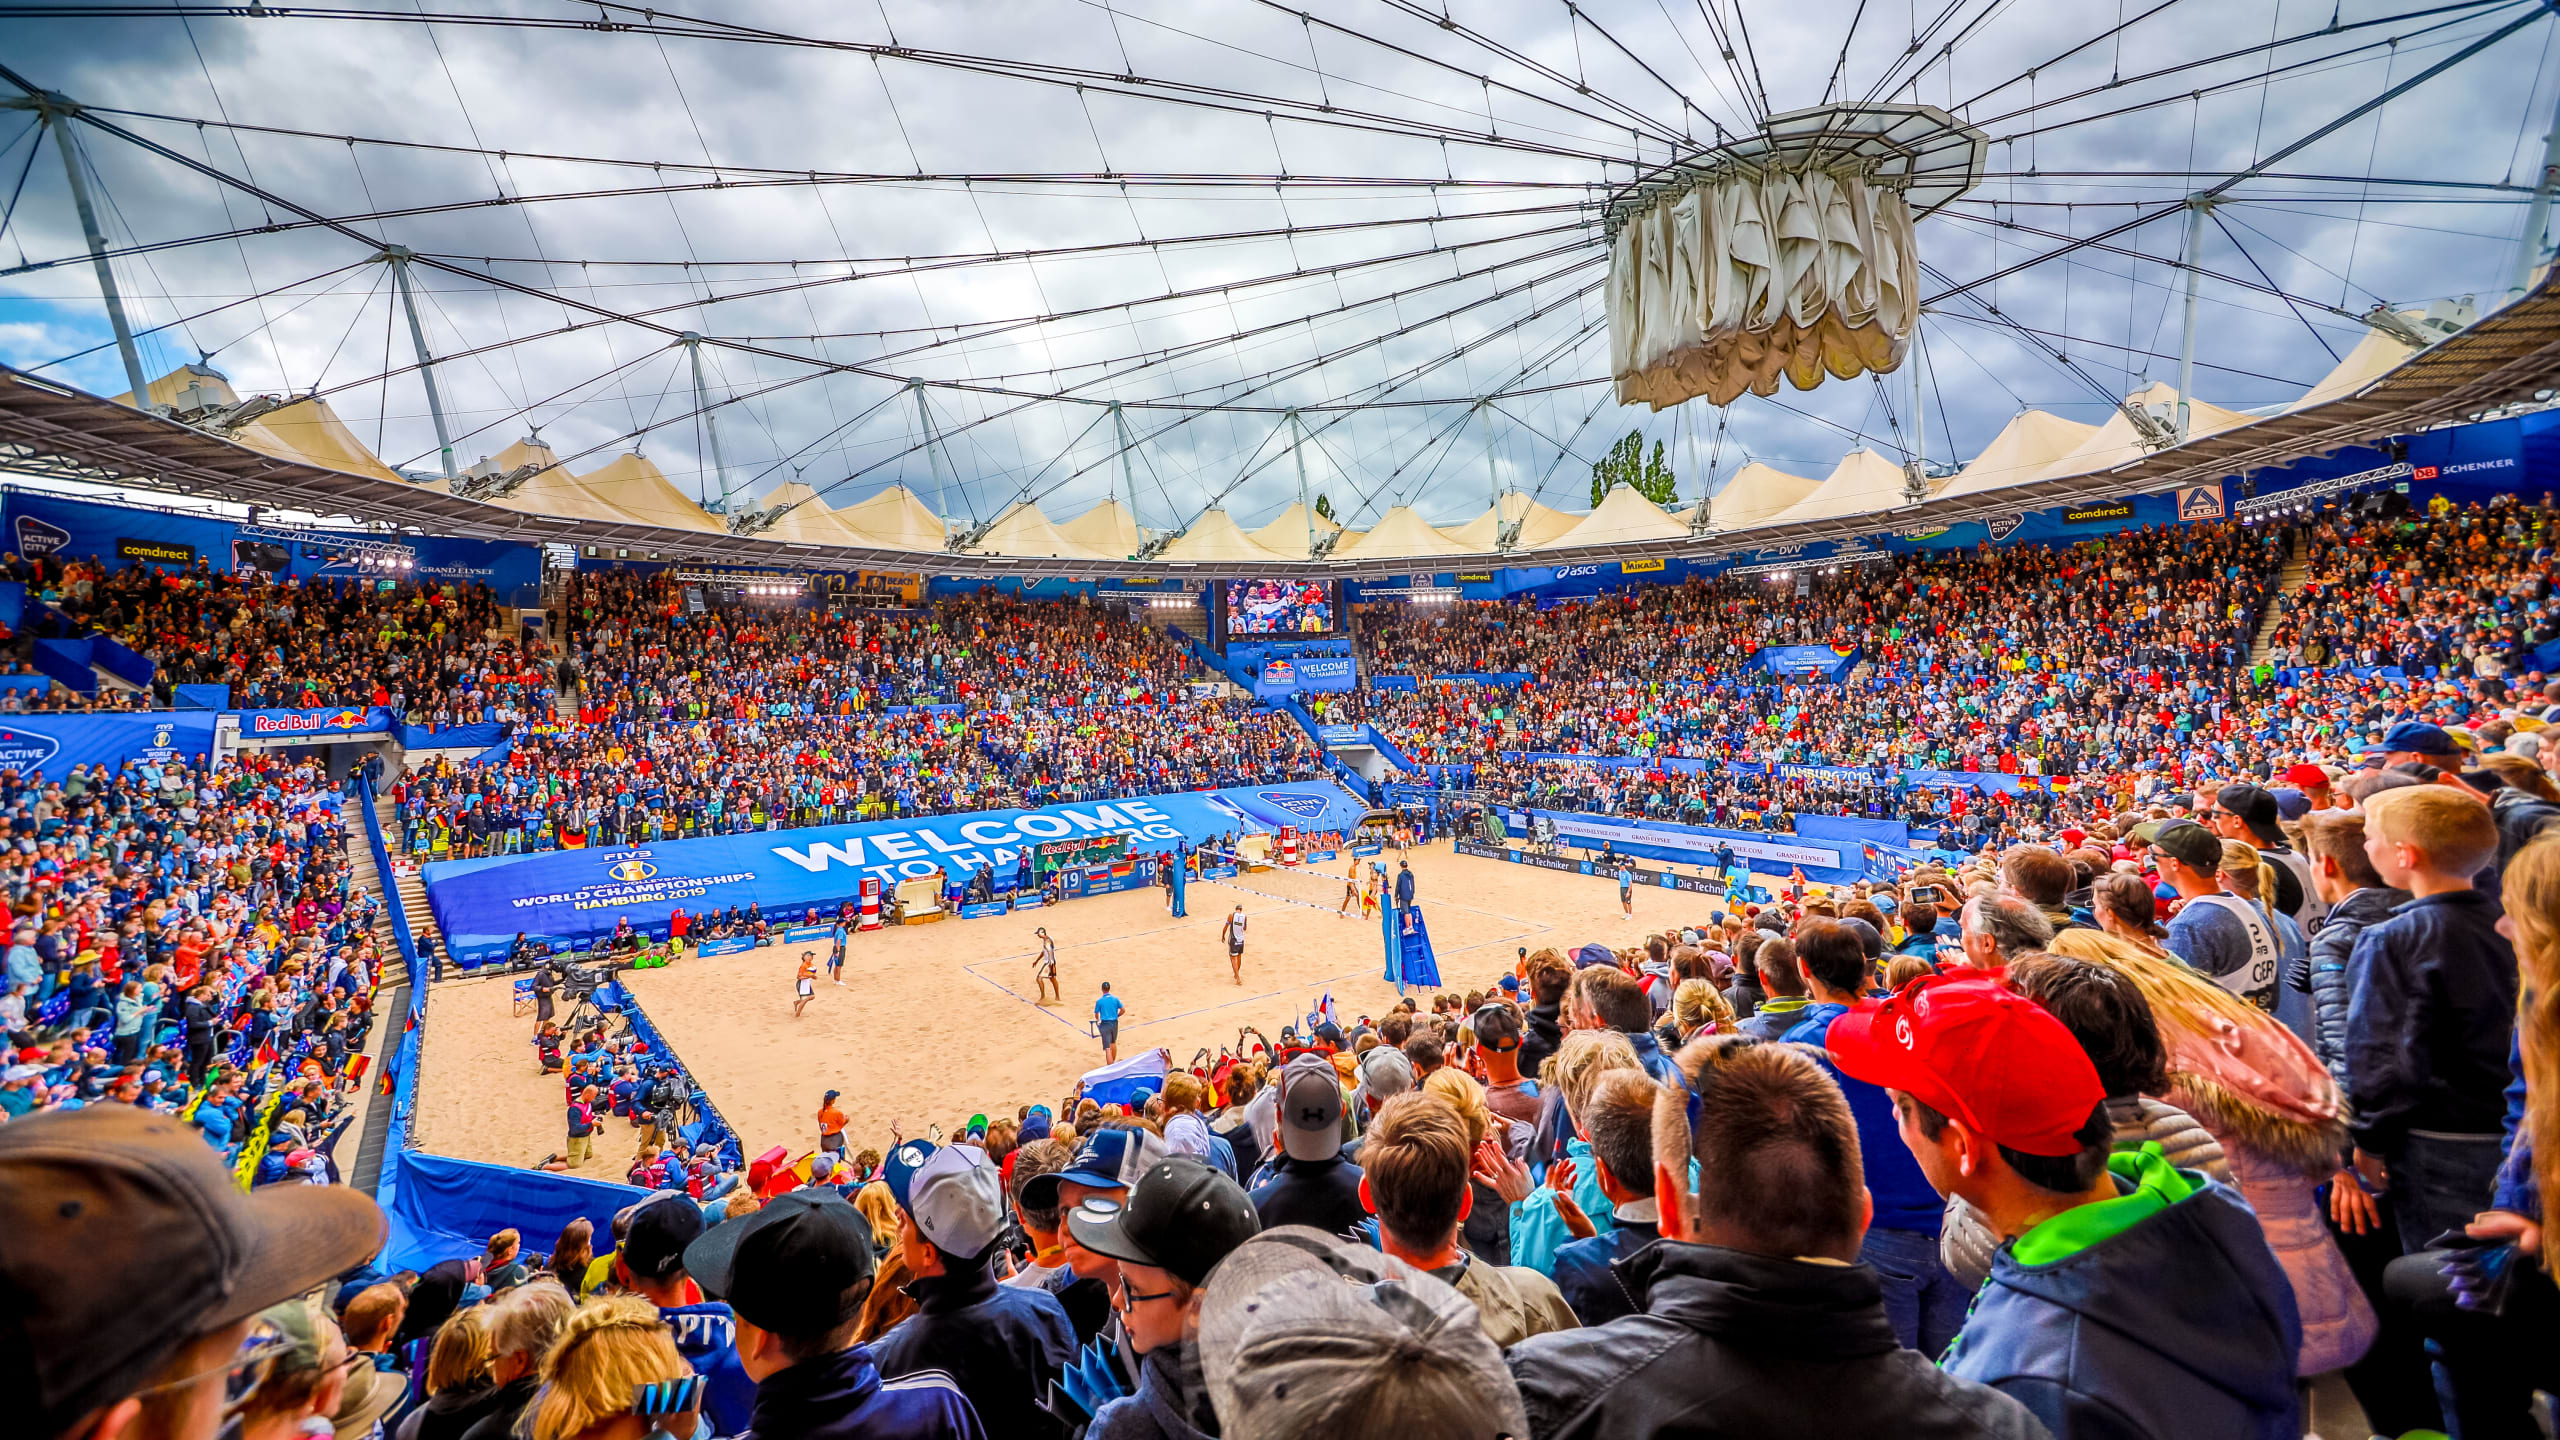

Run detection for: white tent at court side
[[1741, 450, 1920, 530], [1246, 502, 1341, 559], [2032, 382, 2259, 483], [1154, 507, 1298, 564], [574, 452, 726, 533], [831, 484, 949, 551], [1439, 492, 1582, 551], [1056, 498, 1148, 558], [1330, 505, 1473, 560], [1930, 410, 2102, 502], [962, 501, 1110, 560], [1540, 483, 1691, 549], [1687, 461, 1822, 531]]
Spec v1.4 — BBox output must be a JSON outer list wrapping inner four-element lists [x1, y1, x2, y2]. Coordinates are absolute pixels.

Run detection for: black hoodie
[[1508, 1241, 2046, 1440]]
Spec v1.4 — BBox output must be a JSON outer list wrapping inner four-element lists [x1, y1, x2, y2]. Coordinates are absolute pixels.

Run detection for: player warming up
[[1223, 903, 1248, 984], [1338, 855, 1360, 917], [792, 951, 818, 1018], [1031, 926, 1060, 1004]]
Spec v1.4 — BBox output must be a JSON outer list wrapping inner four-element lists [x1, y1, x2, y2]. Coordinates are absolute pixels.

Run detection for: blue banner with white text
[[422, 781, 1369, 963]]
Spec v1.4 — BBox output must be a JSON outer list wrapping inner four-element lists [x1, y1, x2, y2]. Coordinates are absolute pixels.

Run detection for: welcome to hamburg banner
[[423, 780, 1370, 963]]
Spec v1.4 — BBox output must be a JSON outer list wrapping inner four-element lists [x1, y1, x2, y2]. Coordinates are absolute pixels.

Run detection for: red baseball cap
[[1826, 972, 2105, 1158], [2283, 763, 2330, 788]]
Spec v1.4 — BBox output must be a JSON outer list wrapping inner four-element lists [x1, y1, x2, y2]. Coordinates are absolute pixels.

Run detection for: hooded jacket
[[1944, 1147, 2302, 1440], [741, 1344, 985, 1440], [2344, 889, 2519, 1152], [1941, 1095, 2226, 1288], [2301, 885, 2410, 1103], [869, 1264, 1073, 1440], [1087, 1345, 1220, 1440], [1506, 1241, 2046, 1440]]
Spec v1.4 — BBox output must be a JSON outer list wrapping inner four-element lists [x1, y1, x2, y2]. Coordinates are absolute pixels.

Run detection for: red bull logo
[[245, 708, 379, 735]]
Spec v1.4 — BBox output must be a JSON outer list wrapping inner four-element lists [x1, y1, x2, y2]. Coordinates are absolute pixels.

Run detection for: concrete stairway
[[2248, 540, 2313, 667], [373, 790, 443, 966], [335, 794, 404, 1191]]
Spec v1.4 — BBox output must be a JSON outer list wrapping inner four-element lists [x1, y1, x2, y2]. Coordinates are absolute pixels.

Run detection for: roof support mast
[[6, 93, 151, 413], [2176, 198, 2211, 443], [382, 246, 457, 482], [682, 333, 734, 513], [909, 378, 953, 522], [1110, 401, 1139, 532], [2510, 84, 2560, 305], [1287, 409, 1317, 560]]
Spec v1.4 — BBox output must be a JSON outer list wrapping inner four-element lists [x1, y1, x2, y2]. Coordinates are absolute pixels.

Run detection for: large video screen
[[1224, 577, 1337, 635]]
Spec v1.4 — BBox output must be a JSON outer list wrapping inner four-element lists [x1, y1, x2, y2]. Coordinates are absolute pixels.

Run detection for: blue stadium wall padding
[[31, 638, 96, 693], [173, 683, 231, 709], [90, 633, 155, 691], [421, 780, 1372, 963], [383, 1147, 649, 1271], [1790, 814, 1916, 853], [405, 722, 508, 751]]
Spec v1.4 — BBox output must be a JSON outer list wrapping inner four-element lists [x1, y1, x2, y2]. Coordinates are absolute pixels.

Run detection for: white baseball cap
[[903, 1142, 1006, 1258]]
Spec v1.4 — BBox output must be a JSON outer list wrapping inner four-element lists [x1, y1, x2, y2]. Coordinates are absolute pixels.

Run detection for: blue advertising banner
[[1316, 723, 1368, 746], [694, 935, 757, 958], [1753, 645, 1858, 681], [1504, 808, 1853, 882], [0, 711, 220, 775], [1253, 654, 1358, 699], [958, 901, 1008, 919], [778, 923, 837, 945], [424, 781, 1370, 963], [235, 706, 399, 739], [4, 489, 542, 593]]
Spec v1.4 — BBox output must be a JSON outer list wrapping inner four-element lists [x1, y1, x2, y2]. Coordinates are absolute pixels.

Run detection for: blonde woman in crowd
[[393, 1307, 494, 1440], [528, 1296, 702, 1440], [1510, 1029, 1642, 1273]]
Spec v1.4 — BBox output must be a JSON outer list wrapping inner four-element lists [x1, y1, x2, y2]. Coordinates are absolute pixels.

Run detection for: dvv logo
[[13, 515, 68, 559], [1258, 790, 1330, 821], [608, 858, 658, 884], [0, 726, 62, 771]]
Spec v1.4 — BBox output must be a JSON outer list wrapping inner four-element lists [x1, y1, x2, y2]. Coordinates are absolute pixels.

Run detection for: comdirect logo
[[608, 859, 658, 883]]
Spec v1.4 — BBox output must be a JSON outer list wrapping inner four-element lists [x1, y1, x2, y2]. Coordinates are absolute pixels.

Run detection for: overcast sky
[[0, 0, 2551, 535]]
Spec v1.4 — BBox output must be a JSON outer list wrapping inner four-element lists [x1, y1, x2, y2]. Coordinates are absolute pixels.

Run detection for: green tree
[[1314, 491, 1336, 521], [1590, 430, 1678, 508]]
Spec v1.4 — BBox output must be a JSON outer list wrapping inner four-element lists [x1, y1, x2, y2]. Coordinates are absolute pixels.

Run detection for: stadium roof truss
[[2, 276, 2556, 581]]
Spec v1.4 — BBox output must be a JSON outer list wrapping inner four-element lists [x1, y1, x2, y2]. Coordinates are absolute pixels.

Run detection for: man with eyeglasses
[[1065, 1156, 1260, 1440], [5, 1105, 385, 1440]]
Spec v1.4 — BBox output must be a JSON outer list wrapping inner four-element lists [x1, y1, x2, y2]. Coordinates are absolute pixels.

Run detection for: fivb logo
[[1257, 790, 1330, 821]]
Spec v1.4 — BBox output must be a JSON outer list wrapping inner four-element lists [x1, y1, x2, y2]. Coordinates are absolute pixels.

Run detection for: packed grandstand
[[12, 1, 2560, 1437], [0, 480, 2552, 1440]]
